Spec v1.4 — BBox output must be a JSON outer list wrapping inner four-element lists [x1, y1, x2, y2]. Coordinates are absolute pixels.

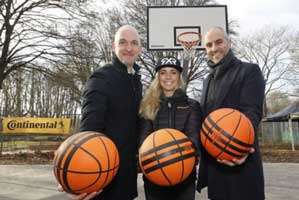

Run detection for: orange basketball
[[53, 131, 119, 194], [200, 108, 254, 161], [139, 128, 197, 186]]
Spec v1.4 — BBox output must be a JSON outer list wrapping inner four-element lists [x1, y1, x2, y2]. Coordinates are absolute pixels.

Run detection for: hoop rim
[[177, 31, 201, 50]]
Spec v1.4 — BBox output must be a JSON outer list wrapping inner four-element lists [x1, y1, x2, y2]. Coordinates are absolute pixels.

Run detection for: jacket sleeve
[[80, 74, 108, 133], [239, 64, 265, 131], [138, 117, 154, 147], [185, 100, 203, 153]]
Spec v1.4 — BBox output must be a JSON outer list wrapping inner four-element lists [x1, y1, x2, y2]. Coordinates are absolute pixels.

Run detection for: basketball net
[[177, 32, 201, 60]]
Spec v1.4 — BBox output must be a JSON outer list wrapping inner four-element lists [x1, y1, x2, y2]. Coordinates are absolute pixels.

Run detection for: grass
[[0, 140, 61, 152]]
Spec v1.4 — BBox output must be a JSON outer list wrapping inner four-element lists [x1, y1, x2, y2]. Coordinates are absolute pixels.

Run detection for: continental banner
[[2, 117, 71, 135]]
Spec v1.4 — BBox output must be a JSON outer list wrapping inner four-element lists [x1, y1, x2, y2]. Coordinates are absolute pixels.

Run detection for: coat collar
[[112, 54, 140, 75], [201, 50, 241, 112], [161, 88, 187, 103], [207, 49, 235, 79]]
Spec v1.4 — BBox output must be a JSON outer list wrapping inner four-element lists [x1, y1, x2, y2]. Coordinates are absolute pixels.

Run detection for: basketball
[[53, 131, 119, 194], [139, 128, 197, 186], [200, 108, 255, 161]]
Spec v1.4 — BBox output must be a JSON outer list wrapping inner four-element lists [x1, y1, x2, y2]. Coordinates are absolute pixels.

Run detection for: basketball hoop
[[177, 31, 201, 58]]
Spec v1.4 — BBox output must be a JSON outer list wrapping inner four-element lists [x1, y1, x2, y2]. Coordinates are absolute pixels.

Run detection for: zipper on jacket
[[168, 101, 172, 127]]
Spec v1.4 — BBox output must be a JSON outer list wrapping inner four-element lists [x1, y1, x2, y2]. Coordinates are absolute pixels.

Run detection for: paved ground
[[0, 163, 299, 200]]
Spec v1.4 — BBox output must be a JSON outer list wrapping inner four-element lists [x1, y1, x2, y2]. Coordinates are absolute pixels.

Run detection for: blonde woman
[[139, 56, 203, 200]]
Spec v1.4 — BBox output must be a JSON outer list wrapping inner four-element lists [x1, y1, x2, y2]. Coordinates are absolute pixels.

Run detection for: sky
[[98, 0, 299, 38], [216, 0, 299, 36], [96, 0, 298, 94]]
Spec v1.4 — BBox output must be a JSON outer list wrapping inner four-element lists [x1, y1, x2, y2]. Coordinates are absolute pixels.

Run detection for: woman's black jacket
[[139, 89, 203, 155]]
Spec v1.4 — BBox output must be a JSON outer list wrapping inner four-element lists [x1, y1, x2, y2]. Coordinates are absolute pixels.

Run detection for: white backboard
[[147, 6, 228, 51]]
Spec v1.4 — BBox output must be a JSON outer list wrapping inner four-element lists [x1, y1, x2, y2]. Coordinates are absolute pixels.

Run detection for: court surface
[[0, 163, 298, 200]]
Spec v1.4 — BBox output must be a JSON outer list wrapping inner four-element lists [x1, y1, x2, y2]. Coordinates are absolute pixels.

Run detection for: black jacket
[[139, 89, 202, 200], [197, 50, 265, 200], [139, 89, 202, 151], [80, 55, 142, 200]]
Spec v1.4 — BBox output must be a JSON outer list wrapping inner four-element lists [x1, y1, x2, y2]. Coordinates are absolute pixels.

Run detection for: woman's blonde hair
[[139, 72, 185, 120]]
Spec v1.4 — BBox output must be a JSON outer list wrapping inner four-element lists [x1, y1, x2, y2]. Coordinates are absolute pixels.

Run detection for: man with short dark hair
[[197, 27, 265, 200]]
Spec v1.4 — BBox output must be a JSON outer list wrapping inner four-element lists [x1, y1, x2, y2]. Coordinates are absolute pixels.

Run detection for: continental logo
[[2, 117, 71, 135], [7, 120, 62, 130]]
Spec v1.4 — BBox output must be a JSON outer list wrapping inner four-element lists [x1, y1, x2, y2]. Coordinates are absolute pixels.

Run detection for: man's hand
[[58, 184, 102, 200], [217, 148, 255, 167], [66, 192, 100, 200]]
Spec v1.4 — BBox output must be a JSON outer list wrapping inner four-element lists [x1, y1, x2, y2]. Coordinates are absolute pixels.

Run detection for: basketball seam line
[[54, 166, 119, 174], [201, 109, 235, 150], [152, 130, 173, 186], [202, 123, 250, 154], [141, 145, 194, 166], [96, 136, 111, 190], [141, 138, 190, 157], [201, 127, 243, 158], [206, 115, 252, 148], [144, 152, 196, 174], [66, 133, 104, 193], [58, 132, 102, 193], [165, 129, 185, 184], [56, 132, 101, 194]]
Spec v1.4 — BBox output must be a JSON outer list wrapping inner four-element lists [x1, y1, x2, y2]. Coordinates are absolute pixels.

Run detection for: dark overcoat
[[197, 50, 265, 200], [80, 56, 142, 200]]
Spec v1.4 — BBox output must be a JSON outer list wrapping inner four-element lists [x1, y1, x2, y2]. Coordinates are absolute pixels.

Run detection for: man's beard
[[120, 59, 134, 68]]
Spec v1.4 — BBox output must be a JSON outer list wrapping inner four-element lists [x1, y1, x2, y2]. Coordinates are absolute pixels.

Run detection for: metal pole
[[0, 117, 3, 156], [0, 131, 3, 156], [288, 117, 295, 151]]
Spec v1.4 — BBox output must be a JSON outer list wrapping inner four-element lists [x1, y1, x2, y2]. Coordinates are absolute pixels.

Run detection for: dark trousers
[[143, 172, 196, 200]]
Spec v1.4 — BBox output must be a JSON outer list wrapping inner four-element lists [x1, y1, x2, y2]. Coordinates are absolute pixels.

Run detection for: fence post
[[0, 132, 2, 156], [0, 117, 3, 156], [288, 117, 295, 151]]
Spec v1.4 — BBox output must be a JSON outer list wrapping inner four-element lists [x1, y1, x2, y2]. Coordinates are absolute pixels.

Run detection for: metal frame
[[147, 5, 228, 51]]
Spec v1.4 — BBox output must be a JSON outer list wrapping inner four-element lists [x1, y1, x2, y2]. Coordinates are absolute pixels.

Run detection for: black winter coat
[[197, 50, 265, 200], [80, 56, 142, 200], [139, 89, 203, 200], [139, 89, 202, 151]]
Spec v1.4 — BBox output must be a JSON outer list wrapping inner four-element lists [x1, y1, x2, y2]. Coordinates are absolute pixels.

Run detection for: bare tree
[[234, 26, 295, 115], [288, 31, 299, 87], [0, 1, 130, 117], [50, 21, 102, 104], [289, 31, 299, 66], [0, 67, 80, 117], [40, 7, 122, 105], [93, 8, 124, 63], [266, 91, 291, 114], [0, 0, 94, 89]]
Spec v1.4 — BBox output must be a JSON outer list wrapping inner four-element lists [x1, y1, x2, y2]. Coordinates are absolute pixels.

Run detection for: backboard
[[147, 6, 228, 51]]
